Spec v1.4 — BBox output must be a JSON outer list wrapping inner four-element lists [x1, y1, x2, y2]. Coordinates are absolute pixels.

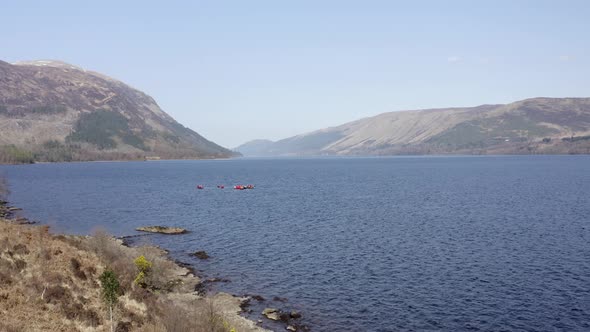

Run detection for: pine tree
[[99, 268, 120, 332]]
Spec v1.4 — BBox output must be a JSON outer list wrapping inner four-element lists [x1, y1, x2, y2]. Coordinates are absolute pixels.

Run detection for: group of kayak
[[234, 184, 255, 190], [196, 184, 255, 190]]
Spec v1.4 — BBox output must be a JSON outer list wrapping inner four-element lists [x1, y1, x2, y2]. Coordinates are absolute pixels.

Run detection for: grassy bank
[[0, 202, 268, 332]]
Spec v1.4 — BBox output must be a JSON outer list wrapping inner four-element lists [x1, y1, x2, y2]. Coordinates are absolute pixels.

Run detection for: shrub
[[88, 229, 117, 259], [156, 299, 228, 332], [14, 259, 27, 271], [12, 243, 30, 255], [139, 250, 180, 292], [0, 270, 12, 285], [44, 285, 70, 304], [70, 258, 87, 280], [133, 255, 152, 287]]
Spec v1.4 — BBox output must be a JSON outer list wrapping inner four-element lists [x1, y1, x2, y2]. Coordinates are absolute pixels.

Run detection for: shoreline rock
[[189, 250, 210, 259], [135, 225, 187, 234], [246, 294, 266, 302], [262, 308, 281, 321], [290, 310, 302, 319], [14, 216, 37, 225]]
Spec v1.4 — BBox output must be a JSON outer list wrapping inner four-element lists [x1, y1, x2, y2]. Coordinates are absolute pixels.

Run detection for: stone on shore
[[14, 217, 36, 225], [262, 308, 281, 321], [136, 226, 187, 234], [286, 325, 297, 331]]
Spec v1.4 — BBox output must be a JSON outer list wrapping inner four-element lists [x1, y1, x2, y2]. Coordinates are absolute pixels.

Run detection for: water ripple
[[2, 156, 590, 331]]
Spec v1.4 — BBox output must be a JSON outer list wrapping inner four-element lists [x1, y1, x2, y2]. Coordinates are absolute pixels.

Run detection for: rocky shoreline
[[122, 225, 310, 332], [0, 200, 308, 331]]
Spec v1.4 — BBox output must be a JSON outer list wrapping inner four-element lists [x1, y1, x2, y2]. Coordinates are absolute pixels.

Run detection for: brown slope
[[0, 60, 233, 162], [236, 97, 590, 156]]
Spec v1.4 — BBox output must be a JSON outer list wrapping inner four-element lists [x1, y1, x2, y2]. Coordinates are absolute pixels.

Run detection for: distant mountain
[[235, 98, 590, 156], [0, 59, 235, 163], [233, 139, 276, 157]]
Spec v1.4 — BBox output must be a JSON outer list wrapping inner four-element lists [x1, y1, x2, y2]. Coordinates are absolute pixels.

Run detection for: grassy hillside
[[236, 97, 590, 156]]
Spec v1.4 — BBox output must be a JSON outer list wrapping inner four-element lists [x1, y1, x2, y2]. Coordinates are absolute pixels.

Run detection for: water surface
[[2, 156, 589, 331]]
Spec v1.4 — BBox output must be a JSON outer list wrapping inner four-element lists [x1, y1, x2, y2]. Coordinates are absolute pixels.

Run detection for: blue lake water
[[1, 156, 590, 331]]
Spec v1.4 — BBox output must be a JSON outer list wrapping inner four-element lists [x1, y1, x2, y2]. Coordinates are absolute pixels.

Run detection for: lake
[[1, 156, 589, 331]]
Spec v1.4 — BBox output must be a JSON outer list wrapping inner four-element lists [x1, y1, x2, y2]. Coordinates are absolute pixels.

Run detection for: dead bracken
[[0, 200, 269, 332]]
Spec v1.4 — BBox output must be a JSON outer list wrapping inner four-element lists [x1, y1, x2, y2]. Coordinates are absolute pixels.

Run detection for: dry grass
[[141, 297, 249, 332], [0, 221, 105, 331], [0, 218, 269, 332]]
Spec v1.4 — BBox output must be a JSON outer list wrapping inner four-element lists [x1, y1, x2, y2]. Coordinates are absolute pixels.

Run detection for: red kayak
[[234, 184, 254, 190]]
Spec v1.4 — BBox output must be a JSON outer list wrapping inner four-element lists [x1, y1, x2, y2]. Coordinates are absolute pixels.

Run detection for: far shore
[[0, 155, 238, 166], [2, 152, 590, 167]]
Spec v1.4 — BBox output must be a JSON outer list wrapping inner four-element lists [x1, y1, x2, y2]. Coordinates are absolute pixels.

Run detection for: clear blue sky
[[2, 0, 589, 147]]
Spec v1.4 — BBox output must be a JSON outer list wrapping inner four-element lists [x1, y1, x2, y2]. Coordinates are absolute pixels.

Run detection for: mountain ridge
[[0, 59, 235, 163], [235, 97, 590, 156]]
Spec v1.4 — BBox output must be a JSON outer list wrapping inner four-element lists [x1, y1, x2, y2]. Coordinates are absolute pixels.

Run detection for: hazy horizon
[[2, 0, 589, 148]]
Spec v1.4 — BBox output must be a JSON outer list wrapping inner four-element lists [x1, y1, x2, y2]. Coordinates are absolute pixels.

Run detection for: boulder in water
[[136, 226, 187, 234], [190, 250, 210, 259], [262, 308, 280, 321], [249, 294, 265, 302]]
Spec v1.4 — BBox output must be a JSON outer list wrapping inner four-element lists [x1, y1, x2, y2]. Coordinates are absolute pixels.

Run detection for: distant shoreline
[[0, 155, 237, 165], [2, 152, 590, 166]]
